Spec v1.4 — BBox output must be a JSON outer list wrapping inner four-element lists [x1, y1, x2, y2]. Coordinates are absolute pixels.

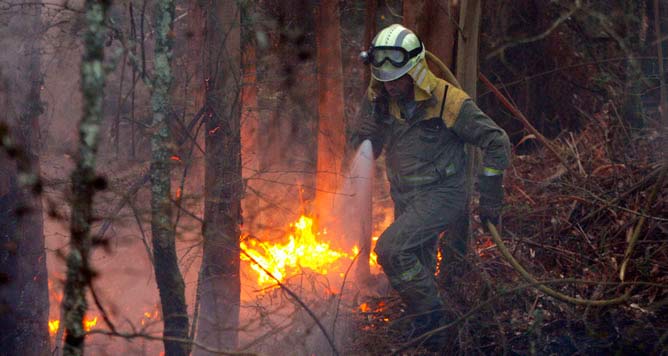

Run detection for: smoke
[[25, 1, 381, 354], [233, 140, 389, 355]]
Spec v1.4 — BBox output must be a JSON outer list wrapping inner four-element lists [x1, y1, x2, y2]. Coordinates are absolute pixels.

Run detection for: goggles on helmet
[[367, 42, 423, 68]]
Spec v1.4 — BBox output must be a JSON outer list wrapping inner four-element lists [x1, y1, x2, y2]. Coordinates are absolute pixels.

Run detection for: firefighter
[[350, 24, 510, 346]]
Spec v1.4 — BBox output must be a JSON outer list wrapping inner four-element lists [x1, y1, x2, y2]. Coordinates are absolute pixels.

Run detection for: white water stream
[[333, 139, 376, 279]]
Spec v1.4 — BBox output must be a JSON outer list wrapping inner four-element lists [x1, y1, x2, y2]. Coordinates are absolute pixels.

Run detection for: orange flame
[[84, 317, 98, 331], [240, 213, 384, 290], [48, 320, 59, 334], [241, 215, 351, 287], [48, 316, 98, 336], [370, 236, 379, 266]]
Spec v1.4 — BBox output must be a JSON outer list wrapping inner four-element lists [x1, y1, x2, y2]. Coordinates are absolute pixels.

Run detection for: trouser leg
[[415, 234, 439, 276], [441, 211, 469, 265], [375, 189, 465, 314]]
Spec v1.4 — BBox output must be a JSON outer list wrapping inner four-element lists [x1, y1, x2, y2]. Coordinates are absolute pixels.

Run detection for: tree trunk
[[440, 0, 481, 273], [240, 0, 262, 233], [403, 0, 457, 70], [194, 0, 242, 353], [315, 0, 346, 213], [655, 0, 668, 131], [621, 0, 647, 129], [61, 1, 109, 355], [455, 0, 481, 96], [0, 2, 49, 354], [150, 0, 190, 355], [363, 1, 377, 86]]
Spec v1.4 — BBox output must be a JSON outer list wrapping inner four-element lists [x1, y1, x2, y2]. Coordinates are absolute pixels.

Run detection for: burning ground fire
[[48, 308, 161, 337], [240, 215, 379, 288], [48, 316, 98, 335], [46, 213, 493, 339], [48, 278, 100, 336], [46, 213, 382, 345], [48, 299, 161, 337]]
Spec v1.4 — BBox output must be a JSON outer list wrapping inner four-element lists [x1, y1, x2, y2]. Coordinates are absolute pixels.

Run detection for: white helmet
[[362, 24, 425, 82]]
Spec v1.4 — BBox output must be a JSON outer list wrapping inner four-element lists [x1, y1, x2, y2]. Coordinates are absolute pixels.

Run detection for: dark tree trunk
[[655, 0, 668, 129], [403, 0, 457, 70], [0, 3, 49, 353], [363, 1, 377, 86], [61, 1, 110, 355], [240, 0, 262, 233], [439, 0, 481, 274], [150, 0, 190, 355], [194, 0, 242, 353]]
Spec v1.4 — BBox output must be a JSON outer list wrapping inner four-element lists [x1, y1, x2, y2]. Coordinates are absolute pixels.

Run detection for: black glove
[[357, 114, 379, 139], [353, 100, 386, 158], [479, 174, 504, 226]]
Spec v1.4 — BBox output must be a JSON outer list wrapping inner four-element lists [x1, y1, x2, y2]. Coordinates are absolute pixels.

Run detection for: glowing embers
[[358, 300, 391, 330], [140, 305, 161, 327], [48, 316, 98, 336], [241, 215, 359, 288], [48, 319, 59, 335], [475, 236, 496, 257]]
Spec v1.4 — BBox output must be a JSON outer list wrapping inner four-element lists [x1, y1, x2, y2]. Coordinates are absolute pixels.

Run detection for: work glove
[[479, 174, 504, 226], [352, 100, 387, 158], [357, 113, 379, 139]]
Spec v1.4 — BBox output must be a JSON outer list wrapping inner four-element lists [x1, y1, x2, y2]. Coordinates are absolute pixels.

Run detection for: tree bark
[[363, 1, 377, 86], [443, 0, 482, 272], [61, 1, 109, 355], [654, 0, 668, 130], [0, 2, 49, 353], [240, 0, 262, 232], [194, 0, 242, 353], [455, 0, 481, 97], [403, 0, 457, 70], [150, 0, 190, 355], [315, 0, 346, 213], [620, 0, 648, 129]]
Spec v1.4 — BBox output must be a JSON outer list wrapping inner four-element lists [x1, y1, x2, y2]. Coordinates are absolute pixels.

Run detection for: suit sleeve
[[451, 100, 511, 174], [347, 97, 387, 159]]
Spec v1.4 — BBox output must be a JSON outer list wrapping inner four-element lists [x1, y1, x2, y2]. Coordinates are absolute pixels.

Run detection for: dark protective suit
[[350, 72, 511, 315]]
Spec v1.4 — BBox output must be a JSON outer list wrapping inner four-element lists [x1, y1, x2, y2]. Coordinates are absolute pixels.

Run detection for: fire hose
[[425, 50, 633, 306]]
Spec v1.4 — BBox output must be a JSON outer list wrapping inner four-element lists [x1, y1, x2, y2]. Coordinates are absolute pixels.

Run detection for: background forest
[[0, 0, 666, 355]]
